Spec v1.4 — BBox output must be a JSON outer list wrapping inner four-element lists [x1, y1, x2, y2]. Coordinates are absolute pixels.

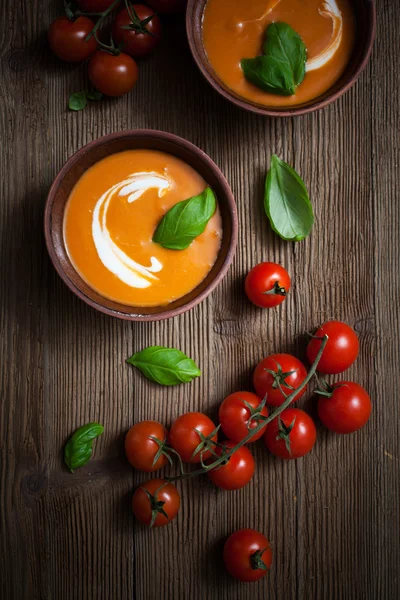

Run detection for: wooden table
[[1, 1, 399, 598]]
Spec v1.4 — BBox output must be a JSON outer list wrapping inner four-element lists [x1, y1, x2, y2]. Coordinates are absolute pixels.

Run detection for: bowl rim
[[44, 129, 238, 322], [186, 0, 377, 117]]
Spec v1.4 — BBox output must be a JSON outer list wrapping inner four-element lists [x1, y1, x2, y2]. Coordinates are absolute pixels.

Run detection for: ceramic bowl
[[44, 130, 238, 321], [186, 0, 376, 117]]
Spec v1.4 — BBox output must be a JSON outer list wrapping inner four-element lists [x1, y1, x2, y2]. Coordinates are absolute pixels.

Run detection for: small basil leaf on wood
[[69, 92, 88, 111], [241, 22, 307, 96], [264, 155, 314, 242], [127, 346, 201, 386], [64, 423, 104, 473], [152, 187, 216, 250]]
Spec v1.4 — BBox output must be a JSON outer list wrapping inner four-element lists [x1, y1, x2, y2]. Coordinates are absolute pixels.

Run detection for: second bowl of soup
[[45, 130, 237, 321]]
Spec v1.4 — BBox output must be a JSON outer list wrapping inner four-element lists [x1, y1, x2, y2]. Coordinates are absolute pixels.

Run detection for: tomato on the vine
[[48, 16, 97, 62], [112, 5, 162, 58], [147, 0, 187, 13], [125, 420, 168, 471], [317, 381, 372, 434], [264, 408, 316, 459], [245, 262, 291, 308], [223, 529, 272, 582], [88, 50, 139, 96], [169, 412, 218, 463], [219, 391, 268, 443], [253, 353, 307, 407], [132, 478, 180, 527], [306, 320, 359, 374], [76, 0, 118, 10], [207, 441, 255, 490]]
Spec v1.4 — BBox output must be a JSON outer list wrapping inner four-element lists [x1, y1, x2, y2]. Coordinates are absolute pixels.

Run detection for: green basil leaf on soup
[[265, 155, 314, 241], [241, 22, 307, 96], [153, 187, 217, 250], [64, 423, 104, 473], [127, 346, 201, 386]]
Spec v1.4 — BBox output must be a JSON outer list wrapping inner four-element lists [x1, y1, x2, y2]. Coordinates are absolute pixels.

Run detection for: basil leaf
[[86, 91, 103, 101], [241, 22, 307, 96], [127, 346, 201, 386], [264, 155, 314, 242], [64, 423, 104, 472], [68, 92, 88, 111], [153, 187, 216, 250]]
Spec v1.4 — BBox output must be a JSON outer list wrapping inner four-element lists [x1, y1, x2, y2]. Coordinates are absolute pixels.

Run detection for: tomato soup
[[64, 150, 222, 307], [202, 0, 355, 107]]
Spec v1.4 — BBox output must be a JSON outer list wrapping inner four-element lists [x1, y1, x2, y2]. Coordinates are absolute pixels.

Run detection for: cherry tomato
[[264, 408, 316, 459], [88, 51, 138, 96], [207, 441, 255, 490], [317, 381, 372, 434], [169, 412, 218, 463], [112, 5, 162, 58], [48, 16, 97, 63], [306, 321, 359, 375], [219, 391, 268, 443], [223, 529, 272, 582], [253, 353, 307, 407], [125, 420, 168, 471], [76, 0, 118, 10], [132, 478, 180, 527], [147, 0, 187, 13], [245, 262, 291, 308]]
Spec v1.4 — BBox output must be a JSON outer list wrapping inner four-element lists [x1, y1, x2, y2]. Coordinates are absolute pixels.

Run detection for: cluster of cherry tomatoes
[[124, 271, 371, 581], [48, 0, 186, 98]]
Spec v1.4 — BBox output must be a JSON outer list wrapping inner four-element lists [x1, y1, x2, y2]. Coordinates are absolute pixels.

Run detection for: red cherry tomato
[[306, 321, 359, 375], [132, 478, 180, 527], [253, 353, 307, 407], [207, 441, 255, 490], [264, 408, 316, 459], [125, 420, 168, 471], [112, 5, 162, 58], [169, 412, 218, 463], [147, 0, 187, 13], [223, 529, 272, 582], [88, 51, 138, 96], [245, 262, 291, 308], [48, 16, 97, 63], [76, 0, 118, 10], [317, 381, 372, 434], [219, 391, 268, 443]]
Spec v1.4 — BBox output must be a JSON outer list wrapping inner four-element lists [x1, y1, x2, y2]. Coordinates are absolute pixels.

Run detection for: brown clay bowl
[[186, 0, 376, 117], [44, 130, 238, 321]]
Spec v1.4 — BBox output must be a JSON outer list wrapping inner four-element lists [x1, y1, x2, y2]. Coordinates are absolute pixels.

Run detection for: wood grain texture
[[0, 1, 399, 599]]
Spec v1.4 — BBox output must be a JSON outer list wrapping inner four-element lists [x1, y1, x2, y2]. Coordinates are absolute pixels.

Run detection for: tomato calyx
[[250, 547, 270, 572], [276, 416, 296, 455], [242, 396, 268, 430], [121, 5, 158, 37], [314, 379, 345, 398], [192, 425, 221, 461], [265, 362, 297, 392], [142, 486, 169, 527], [262, 280, 287, 297]]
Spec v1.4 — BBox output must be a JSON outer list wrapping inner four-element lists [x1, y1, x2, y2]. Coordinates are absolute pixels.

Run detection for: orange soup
[[64, 150, 222, 307], [202, 0, 355, 107]]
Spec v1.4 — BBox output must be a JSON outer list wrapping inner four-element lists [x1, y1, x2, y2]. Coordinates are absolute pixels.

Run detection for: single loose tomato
[[219, 391, 268, 443], [169, 412, 218, 463], [132, 478, 180, 527], [112, 5, 162, 58], [207, 441, 255, 490], [317, 381, 372, 434], [245, 262, 290, 308], [147, 0, 187, 13], [223, 529, 272, 582], [76, 0, 118, 10], [88, 50, 138, 96], [253, 353, 307, 407], [48, 16, 97, 63], [306, 321, 359, 374], [264, 408, 316, 459], [125, 420, 168, 472]]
